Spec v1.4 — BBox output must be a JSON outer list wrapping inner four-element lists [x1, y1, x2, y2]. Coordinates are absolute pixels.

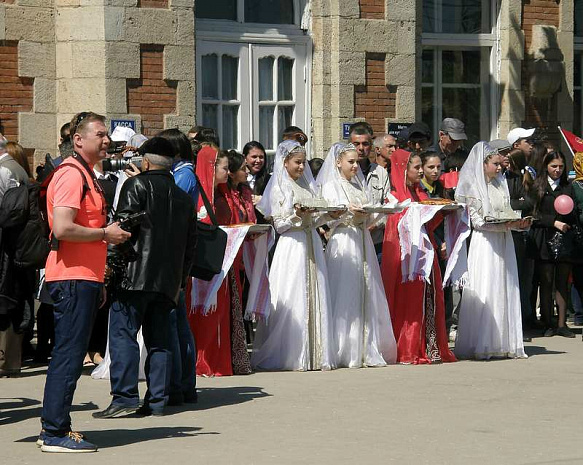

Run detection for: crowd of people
[[1, 111, 583, 453]]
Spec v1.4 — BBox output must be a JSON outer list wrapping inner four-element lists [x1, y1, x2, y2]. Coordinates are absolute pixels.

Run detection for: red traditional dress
[[381, 149, 456, 364], [188, 147, 256, 376]]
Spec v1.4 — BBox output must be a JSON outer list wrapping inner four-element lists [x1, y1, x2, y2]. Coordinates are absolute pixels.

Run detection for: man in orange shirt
[[39, 112, 130, 453]]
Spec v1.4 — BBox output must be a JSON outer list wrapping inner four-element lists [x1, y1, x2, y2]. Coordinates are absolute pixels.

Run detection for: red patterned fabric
[[381, 149, 456, 364]]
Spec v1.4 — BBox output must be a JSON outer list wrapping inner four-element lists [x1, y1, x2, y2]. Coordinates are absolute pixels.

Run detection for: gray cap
[[488, 139, 512, 153], [440, 118, 467, 141]]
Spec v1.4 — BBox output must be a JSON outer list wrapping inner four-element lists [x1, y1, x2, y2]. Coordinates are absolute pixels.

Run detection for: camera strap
[[195, 174, 219, 226]]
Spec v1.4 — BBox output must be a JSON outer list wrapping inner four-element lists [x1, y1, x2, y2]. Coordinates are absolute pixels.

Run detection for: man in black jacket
[[94, 137, 196, 418]]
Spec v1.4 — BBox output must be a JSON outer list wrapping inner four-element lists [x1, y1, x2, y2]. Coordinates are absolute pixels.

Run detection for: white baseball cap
[[507, 127, 535, 146]]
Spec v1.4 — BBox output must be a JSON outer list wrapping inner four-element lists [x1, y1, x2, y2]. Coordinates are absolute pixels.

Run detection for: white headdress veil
[[316, 142, 372, 206], [256, 140, 317, 218], [455, 141, 513, 217]]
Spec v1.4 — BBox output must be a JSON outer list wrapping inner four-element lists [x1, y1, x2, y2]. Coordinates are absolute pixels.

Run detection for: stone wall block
[[0, 6, 5, 41], [164, 115, 195, 132], [499, 88, 525, 128], [105, 0, 138, 7], [57, 78, 107, 114], [34, 78, 57, 113], [342, 19, 397, 52], [56, 42, 73, 79], [395, 85, 415, 121], [19, 41, 56, 78], [164, 45, 194, 80], [396, 20, 415, 55], [71, 42, 106, 78], [331, 1, 359, 18], [56, 7, 105, 42], [17, 0, 54, 8], [499, 58, 522, 91], [105, 78, 127, 114], [5, 7, 54, 42], [105, 42, 140, 78], [312, 84, 332, 118], [19, 113, 56, 148], [170, 0, 195, 9], [386, 53, 414, 86], [175, 80, 195, 115], [386, 0, 416, 22], [332, 84, 354, 117], [499, 28, 524, 61], [104, 7, 125, 41], [176, 9, 194, 46], [125, 9, 176, 44], [336, 51, 365, 85], [55, 0, 81, 6], [312, 50, 332, 85]]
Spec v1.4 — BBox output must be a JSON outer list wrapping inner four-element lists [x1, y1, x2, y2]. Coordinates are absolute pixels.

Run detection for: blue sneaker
[[41, 431, 97, 453], [37, 429, 87, 447]]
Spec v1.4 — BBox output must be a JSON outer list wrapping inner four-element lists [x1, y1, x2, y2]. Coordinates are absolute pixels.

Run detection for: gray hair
[[373, 134, 392, 149], [144, 152, 173, 170]]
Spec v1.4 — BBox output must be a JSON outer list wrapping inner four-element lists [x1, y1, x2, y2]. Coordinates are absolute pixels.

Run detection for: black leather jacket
[[115, 170, 196, 305]]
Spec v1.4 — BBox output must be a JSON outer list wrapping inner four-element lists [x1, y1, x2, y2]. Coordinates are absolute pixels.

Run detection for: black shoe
[[92, 403, 138, 419], [167, 393, 184, 406], [543, 327, 555, 337], [135, 405, 164, 417], [556, 326, 576, 338], [183, 391, 198, 404]]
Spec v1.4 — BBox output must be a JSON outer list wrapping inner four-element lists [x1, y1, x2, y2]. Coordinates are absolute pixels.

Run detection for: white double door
[[197, 41, 308, 153]]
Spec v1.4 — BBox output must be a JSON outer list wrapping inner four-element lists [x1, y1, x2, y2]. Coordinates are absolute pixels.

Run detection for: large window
[[196, 0, 310, 154], [422, 0, 496, 147]]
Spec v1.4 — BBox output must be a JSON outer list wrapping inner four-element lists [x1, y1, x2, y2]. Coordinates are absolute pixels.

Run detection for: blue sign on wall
[[342, 122, 353, 139], [110, 119, 136, 133]]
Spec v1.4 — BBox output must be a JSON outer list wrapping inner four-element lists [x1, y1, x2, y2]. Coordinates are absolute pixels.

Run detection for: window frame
[[421, 0, 499, 143]]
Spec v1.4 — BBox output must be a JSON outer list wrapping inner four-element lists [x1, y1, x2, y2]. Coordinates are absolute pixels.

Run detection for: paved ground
[[2, 332, 583, 465]]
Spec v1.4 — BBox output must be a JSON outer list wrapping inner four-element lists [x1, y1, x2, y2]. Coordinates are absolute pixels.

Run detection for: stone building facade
[[0, 0, 581, 163]]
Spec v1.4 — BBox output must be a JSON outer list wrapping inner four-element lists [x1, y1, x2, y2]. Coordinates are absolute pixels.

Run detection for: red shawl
[[390, 149, 428, 202], [195, 146, 219, 225], [217, 183, 257, 225]]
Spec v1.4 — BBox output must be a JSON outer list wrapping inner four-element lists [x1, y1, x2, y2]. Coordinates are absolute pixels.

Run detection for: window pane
[[576, 0, 583, 37], [422, 0, 488, 34], [222, 55, 238, 101], [442, 87, 481, 148], [442, 50, 481, 85], [196, 0, 237, 20], [278, 57, 294, 100], [422, 49, 434, 83], [278, 106, 294, 140], [259, 106, 275, 150], [245, 0, 294, 24], [202, 104, 218, 130], [222, 105, 239, 149], [421, 87, 434, 135], [259, 57, 274, 101], [202, 54, 219, 99]]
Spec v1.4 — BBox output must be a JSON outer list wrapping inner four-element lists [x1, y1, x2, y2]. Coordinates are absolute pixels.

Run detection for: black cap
[[408, 122, 431, 140], [138, 136, 175, 158]]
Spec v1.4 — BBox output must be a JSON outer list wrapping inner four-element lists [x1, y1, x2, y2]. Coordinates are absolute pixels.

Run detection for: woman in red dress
[[381, 149, 456, 364], [189, 148, 256, 376]]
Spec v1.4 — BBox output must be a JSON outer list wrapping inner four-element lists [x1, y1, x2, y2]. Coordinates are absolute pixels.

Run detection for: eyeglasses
[[72, 112, 89, 135]]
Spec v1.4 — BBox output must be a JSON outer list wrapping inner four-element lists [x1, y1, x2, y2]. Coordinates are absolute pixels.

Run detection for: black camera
[[102, 156, 143, 172]]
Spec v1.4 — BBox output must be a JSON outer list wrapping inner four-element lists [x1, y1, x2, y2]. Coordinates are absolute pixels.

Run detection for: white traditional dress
[[454, 142, 527, 360], [251, 141, 336, 371], [318, 143, 397, 368]]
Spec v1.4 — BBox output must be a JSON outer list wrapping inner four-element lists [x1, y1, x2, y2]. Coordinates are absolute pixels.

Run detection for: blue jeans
[[109, 291, 172, 411], [169, 290, 197, 399], [42, 280, 102, 437]]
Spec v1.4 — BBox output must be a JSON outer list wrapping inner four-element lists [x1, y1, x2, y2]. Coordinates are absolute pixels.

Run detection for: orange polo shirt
[[44, 157, 107, 283]]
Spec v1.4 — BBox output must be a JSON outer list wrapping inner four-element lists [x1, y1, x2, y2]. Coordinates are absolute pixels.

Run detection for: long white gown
[[324, 179, 397, 367], [454, 183, 527, 360], [251, 181, 336, 371]]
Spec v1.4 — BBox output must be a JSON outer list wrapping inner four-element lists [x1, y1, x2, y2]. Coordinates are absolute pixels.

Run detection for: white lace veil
[[256, 139, 317, 219], [316, 142, 372, 206], [455, 141, 512, 218]]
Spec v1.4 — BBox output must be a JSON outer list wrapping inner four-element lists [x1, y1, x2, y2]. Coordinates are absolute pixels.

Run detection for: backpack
[[0, 181, 50, 268]]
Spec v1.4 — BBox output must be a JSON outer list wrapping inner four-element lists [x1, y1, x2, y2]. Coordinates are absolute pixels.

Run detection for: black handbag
[[190, 178, 228, 281]]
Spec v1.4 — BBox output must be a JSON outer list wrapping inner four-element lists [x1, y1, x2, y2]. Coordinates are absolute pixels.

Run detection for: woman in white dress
[[454, 142, 531, 360], [317, 142, 397, 368], [251, 140, 337, 371]]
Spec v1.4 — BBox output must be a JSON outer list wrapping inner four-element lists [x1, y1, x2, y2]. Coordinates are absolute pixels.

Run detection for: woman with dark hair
[[189, 148, 255, 376], [157, 128, 194, 162], [528, 151, 577, 338], [243, 141, 270, 197], [6, 142, 32, 179]]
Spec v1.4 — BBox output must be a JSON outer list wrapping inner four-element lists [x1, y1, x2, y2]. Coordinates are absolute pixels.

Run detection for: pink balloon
[[554, 195, 574, 215]]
